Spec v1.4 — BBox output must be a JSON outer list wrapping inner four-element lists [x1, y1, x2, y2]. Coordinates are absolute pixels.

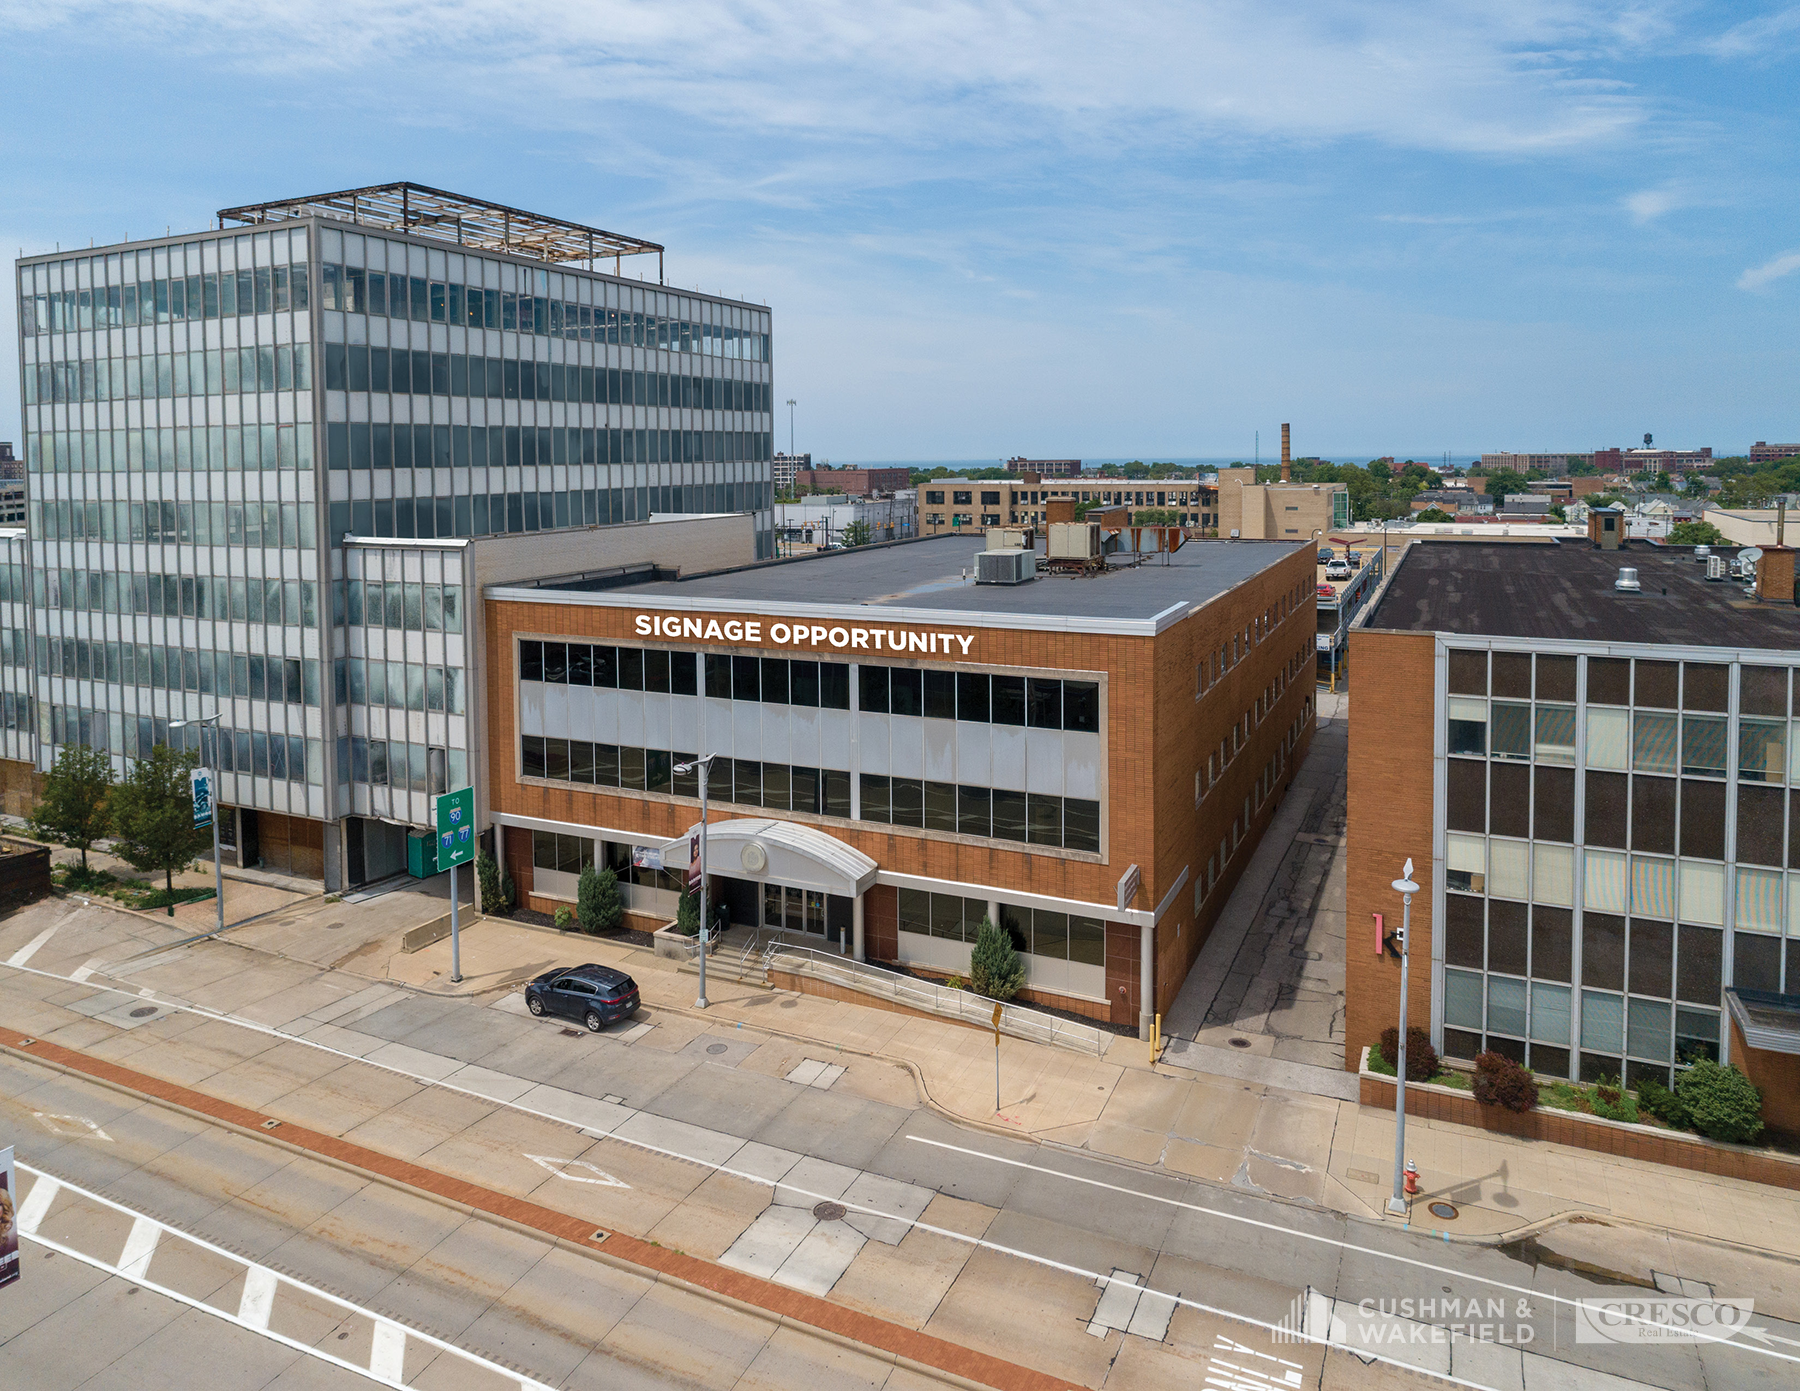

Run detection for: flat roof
[[492, 533, 1307, 635], [1365, 539, 1800, 649]]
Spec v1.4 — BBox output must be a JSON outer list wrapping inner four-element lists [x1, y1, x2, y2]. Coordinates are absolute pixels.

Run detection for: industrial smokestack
[[1280, 424, 1291, 482]]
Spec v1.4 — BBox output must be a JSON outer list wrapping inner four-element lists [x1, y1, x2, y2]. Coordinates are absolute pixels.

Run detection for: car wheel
[[584, 1009, 604, 1033], [527, 995, 545, 1017]]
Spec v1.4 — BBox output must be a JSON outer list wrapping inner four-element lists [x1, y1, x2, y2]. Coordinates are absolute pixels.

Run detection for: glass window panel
[[1679, 859, 1726, 926], [992, 789, 1027, 841], [1530, 982, 1572, 1044], [1634, 660, 1678, 708], [1064, 798, 1100, 853], [929, 892, 965, 940], [1586, 708, 1629, 770], [1633, 712, 1678, 773], [1488, 839, 1527, 899], [1739, 718, 1786, 784], [890, 668, 923, 717], [1675, 1008, 1720, 1062], [760, 761, 789, 810], [1445, 833, 1486, 892], [1536, 655, 1577, 702], [760, 657, 788, 704], [1533, 844, 1573, 907], [1580, 990, 1624, 1052], [923, 780, 956, 832], [1741, 665, 1789, 717], [1626, 997, 1671, 1061], [1737, 866, 1783, 932], [1584, 850, 1628, 913], [1444, 968, 1484, 1029], [992, 675, 1026, 726], [1489, 702, 1530, 760], [733, 758, 761, 805], [1026, 678, 1060, 729], [1682, 663, 1729, 712], [1681, 716, 1727, 777], [790, 660, 819, 706], [1534, 705, 1576, 764], [860, 773, 890, 823], [1447, 696, 1486, 755], [858, 664, 888, 713], [958, 785, 991, 837], [1069, 915, 1105, 967], [1630, 856, 1675, 920], [1677, 924, 1722, 1002], [956, 672, 989, 722], [892, 777, 924, 827], [1447, 649, 1487, 696], [618, 647, 644, 690], [1027, 793, 1062, 846], [1587, 656, 1630, 705], [1492, 652, 1532, 699], [897, 887, 930, 937], [1031, 910, 1068, 960], [619, 746, 646, 790]]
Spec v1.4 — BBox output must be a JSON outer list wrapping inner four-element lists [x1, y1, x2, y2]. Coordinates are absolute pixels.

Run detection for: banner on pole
[[190, 768, 213, 829], [688, 834, 701, 891], [0, 1145, 17, 1290]]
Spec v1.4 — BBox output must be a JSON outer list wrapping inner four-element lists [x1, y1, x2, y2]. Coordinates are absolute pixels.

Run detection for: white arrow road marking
[[525, 1153, 630, 1188], [33, 1112, 113, 1142], [1740, 1326, 1800, 1349]]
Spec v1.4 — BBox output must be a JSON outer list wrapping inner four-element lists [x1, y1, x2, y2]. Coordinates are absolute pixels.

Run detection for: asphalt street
[[2, 901, 1797, 1391]]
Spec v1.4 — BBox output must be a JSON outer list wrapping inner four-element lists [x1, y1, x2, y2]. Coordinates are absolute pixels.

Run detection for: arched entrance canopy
[[660, 818, 878, 900]]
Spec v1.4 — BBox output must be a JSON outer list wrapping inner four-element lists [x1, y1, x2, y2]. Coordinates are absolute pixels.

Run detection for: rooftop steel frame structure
[[217, 182, 665, 280]]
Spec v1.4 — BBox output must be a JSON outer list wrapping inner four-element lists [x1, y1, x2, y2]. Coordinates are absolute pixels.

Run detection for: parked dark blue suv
[[524, 964, 640, 1031]]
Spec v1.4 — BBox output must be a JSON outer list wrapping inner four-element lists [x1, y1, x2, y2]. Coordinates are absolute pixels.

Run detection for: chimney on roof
[[1280, 423, 1291, 483]]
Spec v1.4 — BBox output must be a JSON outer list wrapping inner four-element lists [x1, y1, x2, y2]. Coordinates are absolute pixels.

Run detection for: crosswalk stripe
[[7, 925, 60, 968], [237, 1265, 279, 1329]]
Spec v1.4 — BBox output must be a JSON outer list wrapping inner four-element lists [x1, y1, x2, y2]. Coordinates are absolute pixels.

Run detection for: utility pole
[[786, 398, 797, 457]]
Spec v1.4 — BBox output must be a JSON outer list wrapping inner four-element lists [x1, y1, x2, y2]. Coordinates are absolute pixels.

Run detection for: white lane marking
[[117, 1214, 161, 1279], [7, 924, 60, 968], [525, 1154, 630, 1188], [71, 958, 107, 984], [907, 1134, 1799, 1362], [16, 1162, 556, 1391], [369, 1321, 407, 1380], [33, 1111, 113, 1142], [9, 955, 1786, 1377], [15, 1175, 59, 1234], [238, 1265, 279, 1329]]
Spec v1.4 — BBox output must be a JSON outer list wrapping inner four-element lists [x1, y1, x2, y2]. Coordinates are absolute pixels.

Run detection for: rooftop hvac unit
[[986, 528, 1029, 551], [975, 548, 1036, 585], [1614, 567, 1641, 592], [1047, 522, 1101, 560], [1706, 554, 1726, 581]]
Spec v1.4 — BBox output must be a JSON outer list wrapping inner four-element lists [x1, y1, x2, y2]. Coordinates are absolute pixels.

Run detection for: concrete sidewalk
[[376, 909, 1800, 1259]]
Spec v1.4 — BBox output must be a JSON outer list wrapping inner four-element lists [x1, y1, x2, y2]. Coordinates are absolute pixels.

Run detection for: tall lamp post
[[1388, 857, 1419, 1217], [170, 714, 224, 937], [673, 753, 719, 1009], [786, 398, 797, 457]]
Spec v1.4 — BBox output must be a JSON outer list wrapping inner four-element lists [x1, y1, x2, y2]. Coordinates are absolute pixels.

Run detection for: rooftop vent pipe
[[1280, 424, 1291, 483], [1615, 567, 1641, 592]]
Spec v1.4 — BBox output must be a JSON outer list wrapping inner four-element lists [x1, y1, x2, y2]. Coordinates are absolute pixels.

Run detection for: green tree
[[1098, 462, 1122, 478], [841, 519, 873, 547], [476, 849, 515, 914], [675, 883, 701, 935], [969, 917, 1025, 1001], [578, 860, 623, 934], [1132, 508, 1181, 525], [30, 744, 114, 872], [1668, 520, 1726, 547], [1675, 1058, 1763, 1144], [1480, 469, 1531, 505], [1415, 508, 1452, 523], [109, 745, 209, 895], [1122, 460, 1150, 479]]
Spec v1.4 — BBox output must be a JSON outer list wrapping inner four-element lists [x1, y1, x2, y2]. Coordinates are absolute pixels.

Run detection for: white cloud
[[5, 0, 1656, 157], [1705, 5, 1800, 59], [1625, 187, 1683, 222], [1738, 249, 1800, 291]]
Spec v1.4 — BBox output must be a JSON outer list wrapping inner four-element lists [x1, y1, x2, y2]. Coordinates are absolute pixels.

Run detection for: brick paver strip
[[0, 1026, 1077, 1391]]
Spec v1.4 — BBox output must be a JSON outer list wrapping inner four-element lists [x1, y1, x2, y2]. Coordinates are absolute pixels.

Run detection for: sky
[[3, 1, 1798, 463]]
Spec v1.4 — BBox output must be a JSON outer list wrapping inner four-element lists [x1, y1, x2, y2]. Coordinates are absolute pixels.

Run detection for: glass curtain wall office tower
[[12, 191, 775, 882]]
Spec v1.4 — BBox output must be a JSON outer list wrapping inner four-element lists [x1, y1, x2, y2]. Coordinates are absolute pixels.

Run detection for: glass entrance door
[[761, 883, 831, 939]]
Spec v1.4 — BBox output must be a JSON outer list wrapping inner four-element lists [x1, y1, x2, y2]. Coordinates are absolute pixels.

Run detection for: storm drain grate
[[129, 1006, 158, 1018], [811, 1201, 847, 1222], [1228, 1037, 1252, 1049], [1428, 1202, 1459, 1221], [560, 1028, 583, 1038], [706, 1043, 729, 1055]]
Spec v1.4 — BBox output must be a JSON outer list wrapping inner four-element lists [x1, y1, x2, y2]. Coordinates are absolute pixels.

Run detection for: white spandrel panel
[[519, 680, 544, 738], [789, 703, 820, 768], [642, 692, 670, 751], [856, 712, 889, 774], [1024, 729, 1065, 795], [922, 717, 955, 781], [542, 682, 569, 742], [990, 722, 1026, 789], [669, 694, 700, 751], [818, 707, 852, 771], [732, 699, 761, 759], [1064, 732, 1103, 800], [760, 705, 791, 763], [888, 717, 924, 779], [954, 722, 990, 786], [569, 685, 596, 743], [592, 685, 619, 745], [616, 689, 646, 748]]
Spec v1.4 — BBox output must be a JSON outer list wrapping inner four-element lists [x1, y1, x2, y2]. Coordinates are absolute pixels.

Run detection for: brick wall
[[864, 884, 898, 962], [1730, 1016, 1800, 1143], [1344, 627, 1438, 1069]]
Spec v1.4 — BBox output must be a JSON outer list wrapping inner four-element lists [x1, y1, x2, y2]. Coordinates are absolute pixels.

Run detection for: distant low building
[[1500, 495, 1552, 517], [1411, 489, 1491, 516], [1005, 457, 1081, 478], [1480, 452, 1588, 475], [777, 493, 916, 548], [1595, 446, 1714, 472], [791, 466, 910, 497], [1750, 442, 1800, 463], [773, 452, 811, 494]]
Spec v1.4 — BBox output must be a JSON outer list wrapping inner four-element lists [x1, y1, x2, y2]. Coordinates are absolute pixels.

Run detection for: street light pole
[[674, 753, 718, 1009], [1388, 858, 1419, 1217], [786, 398, 796, 458], [171, 713, 224, 936]]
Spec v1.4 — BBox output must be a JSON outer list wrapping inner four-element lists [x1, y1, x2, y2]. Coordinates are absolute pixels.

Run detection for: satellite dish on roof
[[1742, 547, 1765, 565]]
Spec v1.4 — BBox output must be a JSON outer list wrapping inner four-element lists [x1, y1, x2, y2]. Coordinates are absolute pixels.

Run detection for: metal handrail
[[763, 942, 1109, 1056]]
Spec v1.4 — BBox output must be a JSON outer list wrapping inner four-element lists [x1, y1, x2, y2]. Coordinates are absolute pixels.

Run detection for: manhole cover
[[1428, 1202, 1459, 1221], [1228, 1037, 1252, 1049], [323, 921, 345, 930], [129, 1006, 158, 1018], [811, 1201, 846, 1221], [560, 1028, 583, 1038], [706, 1043, 729, 1055]]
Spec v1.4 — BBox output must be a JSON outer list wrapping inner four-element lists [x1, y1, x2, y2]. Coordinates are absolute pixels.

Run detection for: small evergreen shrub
[[1675, 1059, 1764, 1144], [1587, 1079, 1637, 1122], [1379, 1025, 1439, 1082], [1472, 1051, 1538, 1112], [477, 852, 511, 915], [969, 917, 1024, 1001], [675, 885, 700, 936], [578, 861, 623, 935], [553, 905, 573, 930], [1635, 1076, 1692, 1130]]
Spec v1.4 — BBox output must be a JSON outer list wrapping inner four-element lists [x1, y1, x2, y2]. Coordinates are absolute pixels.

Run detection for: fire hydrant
[[1403, 1160, 1420, 1196]]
